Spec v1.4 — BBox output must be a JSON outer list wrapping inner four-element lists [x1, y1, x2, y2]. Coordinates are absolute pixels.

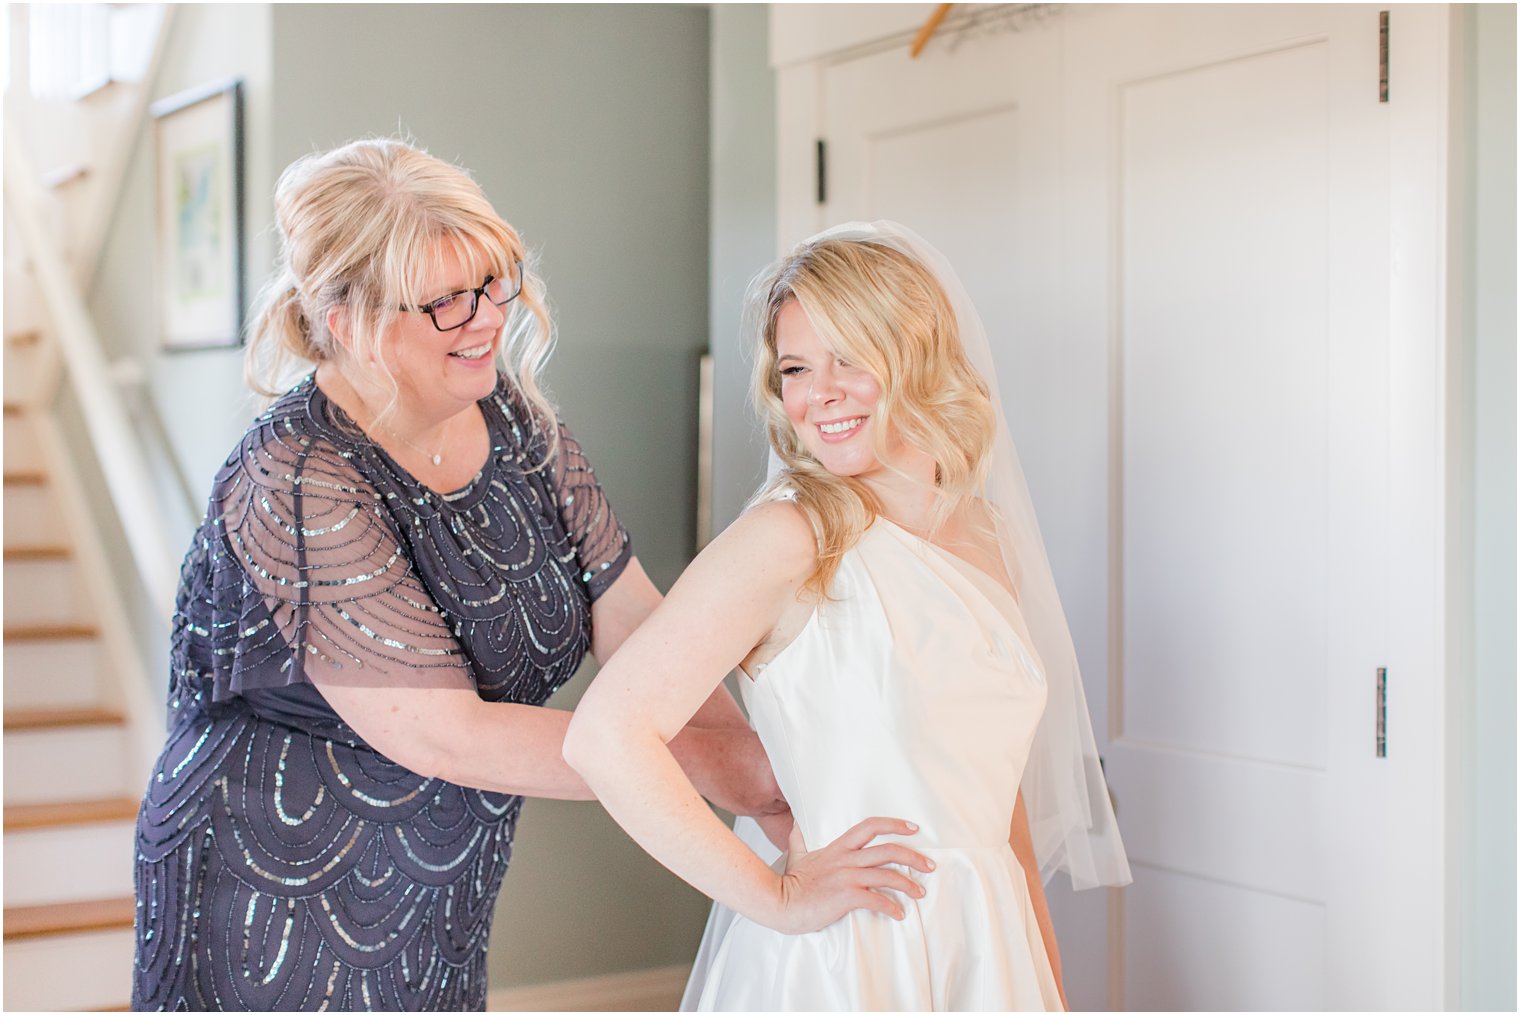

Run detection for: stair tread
[[4, 546, 72, 562], [4, 624, 100, 642], [5, 796, 139, 830], [4, 706, 127, 731], [3, 896, 135, 940]]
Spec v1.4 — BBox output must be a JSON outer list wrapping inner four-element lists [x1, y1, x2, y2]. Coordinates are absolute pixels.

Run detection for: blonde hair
[[750, 238, 997, 596], [244, 137, 557, 442]]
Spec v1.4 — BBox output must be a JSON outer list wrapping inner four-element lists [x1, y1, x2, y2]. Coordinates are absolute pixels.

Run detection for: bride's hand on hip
[[763, 817, 934, 934]]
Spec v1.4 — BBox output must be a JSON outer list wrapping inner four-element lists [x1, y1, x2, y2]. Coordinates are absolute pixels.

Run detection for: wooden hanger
[[911, 3, 955, 59]]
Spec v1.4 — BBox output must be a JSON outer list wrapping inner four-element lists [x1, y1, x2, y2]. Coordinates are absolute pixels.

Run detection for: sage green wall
[[267, 3, 714, 988], [1457, 4, 1516, 1009], [270, 4, 710, 596], [708, 5, 775, 534]]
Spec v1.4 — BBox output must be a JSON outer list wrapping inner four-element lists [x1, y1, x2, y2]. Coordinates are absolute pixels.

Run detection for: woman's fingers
[[849, 842, 936, 873], [836, 815, 919, 850], [852, 887, 907, 921], [775, 817, 933, 932], [851, 865, 926, 899]]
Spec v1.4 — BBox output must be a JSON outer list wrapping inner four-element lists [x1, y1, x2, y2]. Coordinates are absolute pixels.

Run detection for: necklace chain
[[386, 421, 449, 467]]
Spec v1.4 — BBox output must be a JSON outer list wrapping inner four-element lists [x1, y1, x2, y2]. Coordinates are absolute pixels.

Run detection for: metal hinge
[[1379, 11, 1390, 103], [816, 139, 827, 205], [1376, 667, 1388, 757]]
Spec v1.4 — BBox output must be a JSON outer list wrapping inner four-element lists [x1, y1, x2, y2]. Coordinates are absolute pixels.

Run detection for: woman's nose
[[808, 367, 842, 406], [471, 291, 508, 332]]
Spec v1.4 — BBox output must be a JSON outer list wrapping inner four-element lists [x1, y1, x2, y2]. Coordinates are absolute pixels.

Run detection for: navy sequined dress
[[133, 375, 631, 1011]]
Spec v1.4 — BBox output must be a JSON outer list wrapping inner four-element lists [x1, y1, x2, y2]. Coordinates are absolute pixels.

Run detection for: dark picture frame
[[150, 78, 245, 351]]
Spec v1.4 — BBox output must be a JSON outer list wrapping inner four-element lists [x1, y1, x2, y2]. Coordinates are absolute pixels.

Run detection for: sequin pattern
[[134, 376, 631, 1010]]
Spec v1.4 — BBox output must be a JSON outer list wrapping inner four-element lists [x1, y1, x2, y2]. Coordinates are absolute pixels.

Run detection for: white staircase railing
[[4, 4, 185, 773], [3, 134, 181, 620]]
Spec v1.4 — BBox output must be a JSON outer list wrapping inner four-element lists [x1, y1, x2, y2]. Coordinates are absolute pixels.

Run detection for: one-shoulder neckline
[[871, 516, 1022, 617], [743, 518, 1031, 691]]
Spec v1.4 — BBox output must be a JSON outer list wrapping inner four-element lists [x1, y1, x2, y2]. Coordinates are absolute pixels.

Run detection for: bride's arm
[[589, 557, 752, 732], [1011, 792, 1068, 1010], [564, 502, 933, 934]]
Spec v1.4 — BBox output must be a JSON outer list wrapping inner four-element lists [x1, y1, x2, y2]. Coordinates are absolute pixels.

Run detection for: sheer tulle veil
[[759, 221, 1131, 891]]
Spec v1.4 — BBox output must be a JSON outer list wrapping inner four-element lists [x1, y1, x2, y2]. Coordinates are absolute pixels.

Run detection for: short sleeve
[[203, 423, 475, 699], [548, 421, 633, 601]]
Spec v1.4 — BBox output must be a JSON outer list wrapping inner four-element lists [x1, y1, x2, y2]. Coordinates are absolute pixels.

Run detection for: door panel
[[1090, 8, 1393, 1009], [1126, 866, 1326, 1011]]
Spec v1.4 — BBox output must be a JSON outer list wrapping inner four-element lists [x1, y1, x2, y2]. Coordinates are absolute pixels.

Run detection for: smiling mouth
[[817, 416, 866, 435], [450, 343, 492, 360]]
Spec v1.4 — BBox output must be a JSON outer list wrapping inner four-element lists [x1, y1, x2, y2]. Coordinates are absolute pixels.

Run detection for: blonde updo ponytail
[[242, 137, 558, 443], [244, 272, 323, 398]]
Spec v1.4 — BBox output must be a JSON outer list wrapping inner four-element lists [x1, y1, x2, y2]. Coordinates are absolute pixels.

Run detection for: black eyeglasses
[[401, 260, 524, 332]]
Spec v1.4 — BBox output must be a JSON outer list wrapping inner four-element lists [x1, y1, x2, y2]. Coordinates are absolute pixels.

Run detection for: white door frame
[[769, 4, 1458, 1007]]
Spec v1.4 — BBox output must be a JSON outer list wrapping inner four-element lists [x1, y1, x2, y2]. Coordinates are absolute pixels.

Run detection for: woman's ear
[[325, 305, 352, 354]]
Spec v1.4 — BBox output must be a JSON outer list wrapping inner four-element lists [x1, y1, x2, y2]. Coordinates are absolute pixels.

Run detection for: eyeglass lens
[[429, 264, 523, 330]]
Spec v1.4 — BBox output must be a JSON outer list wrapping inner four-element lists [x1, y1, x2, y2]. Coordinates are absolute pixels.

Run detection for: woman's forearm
[[1010, 793, 1066, 1008], [428, 697, 593, 798], [1020, 848, 1065, 1007], [691, 679, 752, 730], [564, 716, 784, 920], [321, 684, 770, 811]]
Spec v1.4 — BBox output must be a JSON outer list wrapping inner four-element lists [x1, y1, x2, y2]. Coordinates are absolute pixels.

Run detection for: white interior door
[[778, 4, 1447, 1009]]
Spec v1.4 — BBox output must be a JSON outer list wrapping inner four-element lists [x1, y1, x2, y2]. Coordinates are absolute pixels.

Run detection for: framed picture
[[151, 78, 245, 351]]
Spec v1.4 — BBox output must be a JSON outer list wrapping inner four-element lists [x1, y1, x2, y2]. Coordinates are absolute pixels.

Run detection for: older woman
[[132, 138, 780, 1011]]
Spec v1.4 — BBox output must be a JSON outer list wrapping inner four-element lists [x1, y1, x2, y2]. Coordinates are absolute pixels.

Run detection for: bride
[[565, 222, 1130, 1010]]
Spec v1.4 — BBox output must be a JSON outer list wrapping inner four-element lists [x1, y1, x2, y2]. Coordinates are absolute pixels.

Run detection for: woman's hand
[[759, 817, 935, 935], [756, 809, 795, 851], [675, 726, 787, 818]]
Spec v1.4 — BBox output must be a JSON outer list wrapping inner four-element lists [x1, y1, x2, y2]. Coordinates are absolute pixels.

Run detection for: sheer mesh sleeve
[[206, 425, 474, 699], [548, 421, 633, 601]]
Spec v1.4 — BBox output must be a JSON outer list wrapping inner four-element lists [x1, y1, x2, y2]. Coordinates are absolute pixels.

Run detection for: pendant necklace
[[388, 420, 449, 467]]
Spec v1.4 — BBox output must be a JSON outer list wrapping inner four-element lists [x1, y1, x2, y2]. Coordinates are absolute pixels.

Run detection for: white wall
[[76, 3, 276, 697], [88, 4, 275, 498]]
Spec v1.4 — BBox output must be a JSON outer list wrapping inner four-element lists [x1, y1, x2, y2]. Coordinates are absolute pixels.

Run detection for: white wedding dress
[[682, 518, 1063, 1012]]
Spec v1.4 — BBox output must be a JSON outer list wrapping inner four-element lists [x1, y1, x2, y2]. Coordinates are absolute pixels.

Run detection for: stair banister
[[3, 132, 180, 624]]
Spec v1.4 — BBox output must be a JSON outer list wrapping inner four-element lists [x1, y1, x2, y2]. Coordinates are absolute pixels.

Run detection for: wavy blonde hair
[[750, 237, 997, 596], [244, 137, 557, 446]]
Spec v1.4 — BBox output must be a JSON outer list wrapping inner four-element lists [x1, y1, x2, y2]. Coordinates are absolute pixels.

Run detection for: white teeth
[[451, 344, 491, 360], [819, 418, 864, 435]]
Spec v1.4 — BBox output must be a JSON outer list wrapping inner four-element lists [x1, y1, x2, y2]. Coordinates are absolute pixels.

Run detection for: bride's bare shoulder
[[711, 498, 818, 586], [721, 500, 822, 678]]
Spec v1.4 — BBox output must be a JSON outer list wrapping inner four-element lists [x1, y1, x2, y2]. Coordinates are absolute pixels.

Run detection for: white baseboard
[[488, 963, 690, 1012]]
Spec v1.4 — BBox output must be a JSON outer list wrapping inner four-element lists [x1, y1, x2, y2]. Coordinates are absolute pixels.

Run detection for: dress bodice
[[740, 519, 1048, 853]]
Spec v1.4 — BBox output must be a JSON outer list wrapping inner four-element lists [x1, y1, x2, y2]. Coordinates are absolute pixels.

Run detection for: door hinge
[[816, 139, 827, 205], [1376, 666, 1388, 757], [1379, 11, 1390, 103]]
